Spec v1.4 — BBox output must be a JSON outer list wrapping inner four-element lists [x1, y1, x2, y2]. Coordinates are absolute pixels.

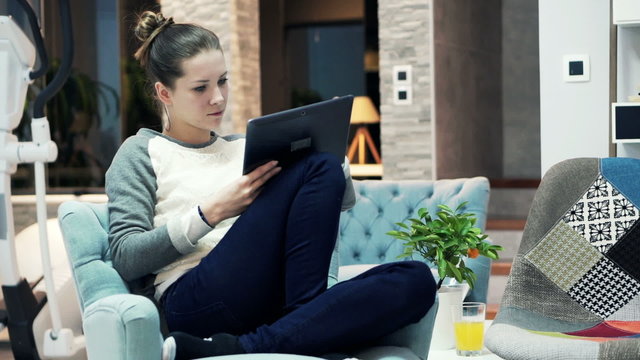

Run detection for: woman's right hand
[[200, 160, 281, 225]]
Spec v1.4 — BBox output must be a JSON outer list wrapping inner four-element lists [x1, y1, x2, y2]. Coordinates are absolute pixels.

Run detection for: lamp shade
[[350, 96, 380, 124]]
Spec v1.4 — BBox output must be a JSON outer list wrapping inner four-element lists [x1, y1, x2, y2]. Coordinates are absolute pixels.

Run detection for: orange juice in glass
[[452, 302, 485, 356]]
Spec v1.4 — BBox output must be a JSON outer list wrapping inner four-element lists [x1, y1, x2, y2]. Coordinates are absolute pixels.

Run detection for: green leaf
[[425, 234, 441, 241], [447, 260, 462, 282], [437, 204, 454, 214], [468, 227, 480, 234], [387, 231, 411, 240], [396, 248, 415, 260], [466, 272, 477, 289], [409, 235, 430, 242], [395, 222, 410, 230], [411, 225, 431, 234], [490, 244, 505, 251], [436, 248, 446, 277], [418, 208, 429, 219], [443, 239, 458, 248], [387, 230, 406, 237], [456, 201, 469, 212]]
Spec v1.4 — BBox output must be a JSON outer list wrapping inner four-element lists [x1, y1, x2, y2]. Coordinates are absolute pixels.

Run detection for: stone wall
[[160, 0, 261, 134], [230, 0, 262, 131], [378, 0, 434, 180]]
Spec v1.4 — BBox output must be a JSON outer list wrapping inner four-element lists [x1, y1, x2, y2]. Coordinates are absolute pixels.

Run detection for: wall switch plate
[[393, 65, 412, 85], [393, 85, 412, 105], [563, 54, 590, 82], [393, 65, 412, 105]]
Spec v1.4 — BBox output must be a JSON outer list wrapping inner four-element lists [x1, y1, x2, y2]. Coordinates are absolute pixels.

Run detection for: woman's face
[[158, 49, 228, 143]]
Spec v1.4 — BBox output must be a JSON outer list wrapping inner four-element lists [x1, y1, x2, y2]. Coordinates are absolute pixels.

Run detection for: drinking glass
[[451, 302, 485, 356]]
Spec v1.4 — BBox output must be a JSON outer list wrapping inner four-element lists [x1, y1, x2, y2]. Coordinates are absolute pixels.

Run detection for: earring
[[163, 104, 172, 131]]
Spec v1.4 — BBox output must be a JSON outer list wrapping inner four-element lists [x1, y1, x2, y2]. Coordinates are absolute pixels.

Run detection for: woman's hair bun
[[133, 11, 174, 64], [135, 11, 170, 43]]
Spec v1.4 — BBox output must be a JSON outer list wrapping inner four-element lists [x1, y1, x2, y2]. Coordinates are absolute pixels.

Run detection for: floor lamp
[[347, 96, 382, 164]]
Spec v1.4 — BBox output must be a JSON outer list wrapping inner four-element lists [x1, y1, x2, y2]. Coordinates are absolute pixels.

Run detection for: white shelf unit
[[613, 0, 640, 26], [614, 0, 640, 155]]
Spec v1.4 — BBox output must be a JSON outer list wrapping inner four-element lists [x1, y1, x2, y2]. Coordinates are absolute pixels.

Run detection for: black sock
[[170, 331, 246, 360]]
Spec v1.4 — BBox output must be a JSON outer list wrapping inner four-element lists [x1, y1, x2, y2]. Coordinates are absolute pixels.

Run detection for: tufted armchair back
[[59, 202, 126, 311], [338, 177, 491, 302]]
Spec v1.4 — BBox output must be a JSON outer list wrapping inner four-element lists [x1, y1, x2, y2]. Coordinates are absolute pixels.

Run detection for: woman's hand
[[201, 161, 281, 225]]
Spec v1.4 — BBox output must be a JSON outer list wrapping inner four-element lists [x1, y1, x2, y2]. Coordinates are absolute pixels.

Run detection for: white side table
[[428, 320, 502, 359]]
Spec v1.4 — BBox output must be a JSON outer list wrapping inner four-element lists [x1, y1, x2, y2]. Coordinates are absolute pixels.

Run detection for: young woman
[[106, 11, 436, 360]]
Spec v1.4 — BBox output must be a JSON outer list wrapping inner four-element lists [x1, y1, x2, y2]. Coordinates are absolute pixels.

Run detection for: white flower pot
[[430, 284, 467, 351]]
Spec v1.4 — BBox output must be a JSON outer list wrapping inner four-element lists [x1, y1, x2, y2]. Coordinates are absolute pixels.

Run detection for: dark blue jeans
[[161, 152, 436, 355]]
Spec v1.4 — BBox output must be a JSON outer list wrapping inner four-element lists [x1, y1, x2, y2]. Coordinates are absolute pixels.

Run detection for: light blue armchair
[[58, 176, 490, 360]]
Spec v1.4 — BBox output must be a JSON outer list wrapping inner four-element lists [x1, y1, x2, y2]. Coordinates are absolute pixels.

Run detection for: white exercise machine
[[1, 0, 86, 358]]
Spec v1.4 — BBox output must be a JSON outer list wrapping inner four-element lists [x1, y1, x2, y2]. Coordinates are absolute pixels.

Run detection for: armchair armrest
[[373, 293, 437, 360], [82, 294, 162, 360], [336, 264, 437, 360]]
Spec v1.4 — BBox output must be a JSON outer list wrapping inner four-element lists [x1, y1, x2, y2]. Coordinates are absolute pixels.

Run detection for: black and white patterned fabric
[[537, 174, 640, 319], [607, 221, 640, 282], [567, 257, 640, 318], [563, 176, 639, 253]]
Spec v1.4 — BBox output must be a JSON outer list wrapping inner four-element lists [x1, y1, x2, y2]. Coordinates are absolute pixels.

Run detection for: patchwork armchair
[[486, 157, 640, 359], [58, 176, 490, 360]]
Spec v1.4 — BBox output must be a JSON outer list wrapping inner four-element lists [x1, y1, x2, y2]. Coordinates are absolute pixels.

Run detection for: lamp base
[[347, 126, 381, 164]]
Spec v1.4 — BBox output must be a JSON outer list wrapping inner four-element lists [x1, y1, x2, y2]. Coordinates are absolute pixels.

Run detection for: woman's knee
[[304, 152, 345, 187], [394, 261, 437, 300], [377, 261, 436, 320], [307, 152, 343, 173]]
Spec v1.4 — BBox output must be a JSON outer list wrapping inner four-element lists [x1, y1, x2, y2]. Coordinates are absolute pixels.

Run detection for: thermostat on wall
[[563, 54, 590, 82]]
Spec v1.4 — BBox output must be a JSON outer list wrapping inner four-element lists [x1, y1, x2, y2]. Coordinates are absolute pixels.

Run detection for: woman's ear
[[155, 82, 172, 105]]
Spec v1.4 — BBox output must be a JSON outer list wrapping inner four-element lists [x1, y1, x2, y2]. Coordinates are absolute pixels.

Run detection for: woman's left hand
[[200, 160, 281, 225]]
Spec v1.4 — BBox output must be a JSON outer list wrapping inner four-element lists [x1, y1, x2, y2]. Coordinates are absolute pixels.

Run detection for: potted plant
[[387, 202, 503, 289], [387, 202, 503, 350]]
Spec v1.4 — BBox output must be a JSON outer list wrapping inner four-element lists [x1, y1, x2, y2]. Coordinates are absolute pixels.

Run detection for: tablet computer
[[243, 95, 354, 174]]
